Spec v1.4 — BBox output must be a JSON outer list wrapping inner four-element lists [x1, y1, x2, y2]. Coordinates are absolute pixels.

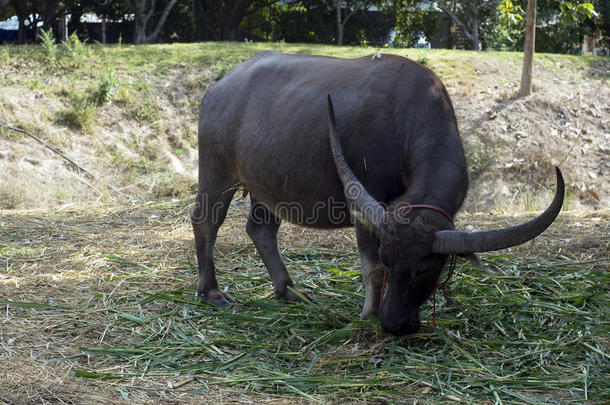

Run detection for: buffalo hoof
[[359, 308, 379, 320], [200, 289, 236, 306]]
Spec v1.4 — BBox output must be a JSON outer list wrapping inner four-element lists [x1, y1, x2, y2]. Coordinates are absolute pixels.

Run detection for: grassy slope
[[0, 42, 606, 209]]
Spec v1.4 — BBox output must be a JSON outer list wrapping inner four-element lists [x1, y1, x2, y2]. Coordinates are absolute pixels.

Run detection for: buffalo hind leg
[[246, 199, 307, 302], [191, 178, 237, 306], [356, 225, 385, 319]]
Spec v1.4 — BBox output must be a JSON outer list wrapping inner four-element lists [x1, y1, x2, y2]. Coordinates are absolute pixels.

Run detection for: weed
[[55, 91, 95, 131], [180, 124, 197, 147], [92, 68, 117, 105], [110, 147, 155, 177], [26, 76, 41, 90], [212, 61, 233, 80], [417, 56, 429, 65], [63, 32, 88, 66], [39, 28, 58, 62], [151, 172, 197, 198]]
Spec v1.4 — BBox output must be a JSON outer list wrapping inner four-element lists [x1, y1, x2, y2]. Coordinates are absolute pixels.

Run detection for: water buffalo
[[191, 51, 564, 335]]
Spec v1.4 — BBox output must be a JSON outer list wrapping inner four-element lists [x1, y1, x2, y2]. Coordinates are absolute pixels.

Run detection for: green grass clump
[[91, 68, 117, 105], [55, 91, 96, 131]]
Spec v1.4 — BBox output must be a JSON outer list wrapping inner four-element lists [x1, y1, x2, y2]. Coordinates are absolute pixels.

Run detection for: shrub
[[63, 32, 88, 65]]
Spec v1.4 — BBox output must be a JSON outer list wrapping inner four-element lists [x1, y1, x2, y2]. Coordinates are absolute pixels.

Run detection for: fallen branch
[[0, 123, 95, 179]]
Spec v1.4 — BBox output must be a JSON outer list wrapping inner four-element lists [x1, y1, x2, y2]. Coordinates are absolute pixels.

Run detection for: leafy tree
[[391, 0, 443, 47]]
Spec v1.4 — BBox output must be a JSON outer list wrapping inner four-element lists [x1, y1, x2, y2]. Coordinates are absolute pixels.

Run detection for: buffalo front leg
[[246, 199, 307, 302], [356, 225, 385, 319], [191, 183, 237, 306]]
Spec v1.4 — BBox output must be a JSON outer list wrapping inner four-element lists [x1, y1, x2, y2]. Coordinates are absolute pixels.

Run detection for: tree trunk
[[145, 0, 177, 43], [438, 1, 476, 50], [519, 0, 536, 97], [15, 10, 26, 44], [335, 0, 343, 45], [131, 0, 177, 44], [471, 18, 479, 50], [468, 0, 479, 50], [194, 0, 205, 40]]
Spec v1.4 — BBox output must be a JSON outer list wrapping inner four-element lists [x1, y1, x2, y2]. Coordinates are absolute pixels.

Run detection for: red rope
[[398, 204, 454, 226], [431, 253, 457, 327], [378, 266, 388, 314]]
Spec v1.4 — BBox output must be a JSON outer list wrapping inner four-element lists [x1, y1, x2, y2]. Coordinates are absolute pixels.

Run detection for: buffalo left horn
[[432, 167, 564, 254], [327, 95, 387, 230]]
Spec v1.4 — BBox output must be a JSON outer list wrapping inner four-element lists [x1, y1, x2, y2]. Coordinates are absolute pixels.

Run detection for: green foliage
[[392, 0, 441, 47], [499, 0, 524, 25], [39, 28, 58, 61], [92, 68, 118, 105], [55, 91, 96, 132], [559, 1, 597, 25]]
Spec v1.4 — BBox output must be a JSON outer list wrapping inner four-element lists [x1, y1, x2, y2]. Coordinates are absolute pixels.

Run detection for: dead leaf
[[586, 189, 600, 202]]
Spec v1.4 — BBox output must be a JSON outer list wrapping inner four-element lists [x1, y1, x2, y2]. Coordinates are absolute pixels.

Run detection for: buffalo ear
[[458, 252, 480, 265]]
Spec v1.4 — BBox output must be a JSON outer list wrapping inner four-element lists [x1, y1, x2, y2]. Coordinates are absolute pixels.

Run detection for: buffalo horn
[[432, 167, 564, 254], [327, 95, 386, 230]]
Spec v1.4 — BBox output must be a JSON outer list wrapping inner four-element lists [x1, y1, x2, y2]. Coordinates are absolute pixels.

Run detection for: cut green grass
[[1, 202, 607, 403]]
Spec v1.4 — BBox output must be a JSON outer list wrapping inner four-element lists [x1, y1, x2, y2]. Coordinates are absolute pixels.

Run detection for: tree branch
[[146, 0, 177, 42], [436, 1, 474, 42], [0, 123, 94, 179], [341, 0, 370, 29], [477, 0, 498, 10]]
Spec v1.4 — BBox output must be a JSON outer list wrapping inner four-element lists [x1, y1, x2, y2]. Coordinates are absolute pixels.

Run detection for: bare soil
[[450, 55, 610, 211]]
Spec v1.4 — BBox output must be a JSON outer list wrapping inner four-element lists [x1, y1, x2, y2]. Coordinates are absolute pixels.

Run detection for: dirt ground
[[448, 56, 609, 211]]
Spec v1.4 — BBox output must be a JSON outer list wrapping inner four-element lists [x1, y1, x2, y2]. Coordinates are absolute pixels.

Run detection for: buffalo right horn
[[432, 167, 565, 254]]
